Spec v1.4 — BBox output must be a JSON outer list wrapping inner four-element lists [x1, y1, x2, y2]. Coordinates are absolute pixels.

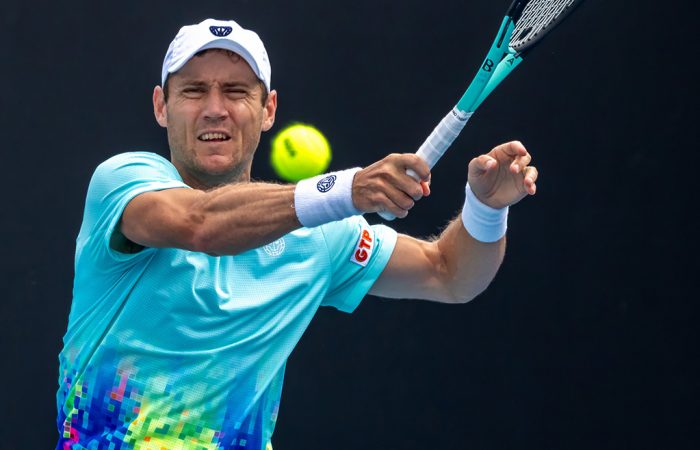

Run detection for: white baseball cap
[[161, 18, 271, 91]]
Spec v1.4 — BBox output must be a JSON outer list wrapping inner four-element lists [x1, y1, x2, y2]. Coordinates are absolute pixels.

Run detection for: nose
[[203, 90, 229, 122]]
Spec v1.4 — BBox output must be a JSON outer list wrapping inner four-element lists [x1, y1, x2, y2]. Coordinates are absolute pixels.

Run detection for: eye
[[182, 86, 206, 97], [224, 88, 248, 97]]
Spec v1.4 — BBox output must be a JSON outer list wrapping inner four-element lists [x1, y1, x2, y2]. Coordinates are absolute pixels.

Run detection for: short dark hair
[[162, 49, 269, 105]]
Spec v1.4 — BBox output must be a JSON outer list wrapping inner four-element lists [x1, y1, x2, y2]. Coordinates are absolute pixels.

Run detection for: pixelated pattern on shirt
[[56, 348, 275, 450]]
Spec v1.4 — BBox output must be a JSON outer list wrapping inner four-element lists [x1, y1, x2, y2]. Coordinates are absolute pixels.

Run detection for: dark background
[[2, 0, 698, 448]]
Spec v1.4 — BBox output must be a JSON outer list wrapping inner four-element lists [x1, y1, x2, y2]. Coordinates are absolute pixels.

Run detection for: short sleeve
[[79, 152, 190, 262], [319, 216, 398, 313]]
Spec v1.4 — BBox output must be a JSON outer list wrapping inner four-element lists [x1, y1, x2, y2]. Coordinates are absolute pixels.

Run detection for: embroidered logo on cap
[[317, 175, 337, 193], [350, 226, 374, 267], [210, 26, 233, 37]]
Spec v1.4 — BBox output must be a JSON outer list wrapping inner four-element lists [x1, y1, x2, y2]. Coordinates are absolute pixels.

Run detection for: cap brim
[[165, 38, 263, 88]]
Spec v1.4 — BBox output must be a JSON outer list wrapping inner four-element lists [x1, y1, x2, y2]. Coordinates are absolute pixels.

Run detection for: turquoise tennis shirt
[[56, 152, 397, 449]]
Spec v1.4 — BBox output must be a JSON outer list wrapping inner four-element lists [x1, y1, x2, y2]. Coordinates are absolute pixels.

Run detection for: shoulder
[[95, 151, 176, 176], [88, 151, 183, 192], [83, 151, 188, 217]]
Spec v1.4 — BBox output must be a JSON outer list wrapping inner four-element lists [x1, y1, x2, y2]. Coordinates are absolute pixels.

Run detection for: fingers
[[400, 153, 431, 182], [383, 187, 417, 218], [420, 180, 431, 197], [489, 141, 535, 184], [352, 153, 432, 218], [510, 152, 532, 174], [469, 154, 498, 178], [469, 140, 539, 205], [522, 165, 538, 195], [507, 149, 538, 196], [365, 179, 422, 219], [493, 140, 527, 159]]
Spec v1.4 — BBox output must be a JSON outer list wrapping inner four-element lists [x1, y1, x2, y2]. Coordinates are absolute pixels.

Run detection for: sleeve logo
[[350, 226, 374, 267], [316, 175, 336, 193]]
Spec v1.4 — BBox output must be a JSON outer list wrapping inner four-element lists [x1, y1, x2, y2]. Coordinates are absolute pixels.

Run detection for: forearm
[[188, 182, 299, 255], [369, 217, 505, 303], [122, 181, 300, 255], [435, 217, 505, 303]]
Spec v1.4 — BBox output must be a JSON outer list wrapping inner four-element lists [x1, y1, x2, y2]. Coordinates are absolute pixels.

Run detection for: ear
[[153, 85, 168, 128], [261, 89, 277, 132]]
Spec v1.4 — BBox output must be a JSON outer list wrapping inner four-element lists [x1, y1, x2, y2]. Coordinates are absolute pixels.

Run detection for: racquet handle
[[378, 108, 473, 220]]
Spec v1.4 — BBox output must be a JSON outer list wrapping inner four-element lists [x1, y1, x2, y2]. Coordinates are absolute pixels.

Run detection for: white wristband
[[294, 168, 362, 227], [461, 183, 509, 243]]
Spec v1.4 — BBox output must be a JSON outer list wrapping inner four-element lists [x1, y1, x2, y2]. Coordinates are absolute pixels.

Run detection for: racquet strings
[[510, 0, 578, 50]]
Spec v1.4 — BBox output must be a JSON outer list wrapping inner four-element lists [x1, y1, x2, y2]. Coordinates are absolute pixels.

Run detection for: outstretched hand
[[468, 141, 538, 209]]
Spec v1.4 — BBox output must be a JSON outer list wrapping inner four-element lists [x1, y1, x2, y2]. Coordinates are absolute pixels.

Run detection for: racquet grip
[[416, 108, 472, 169], [378, 108, 472, 220]]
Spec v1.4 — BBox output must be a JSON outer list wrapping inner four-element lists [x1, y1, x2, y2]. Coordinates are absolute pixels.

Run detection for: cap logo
[[316, 175, 337, 193], [209, 26, 232, 37]]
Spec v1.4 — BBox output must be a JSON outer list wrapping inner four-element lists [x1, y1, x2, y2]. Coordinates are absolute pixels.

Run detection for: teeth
[[200, 132, 229, 141]]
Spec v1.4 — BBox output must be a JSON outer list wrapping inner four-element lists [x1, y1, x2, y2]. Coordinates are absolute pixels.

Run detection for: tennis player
[[56, 18, 538, 450]]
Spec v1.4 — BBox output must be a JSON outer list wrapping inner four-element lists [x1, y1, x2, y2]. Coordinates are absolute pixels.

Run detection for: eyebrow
[[178, 81, 208, 89], [178, 80, 255, 89]]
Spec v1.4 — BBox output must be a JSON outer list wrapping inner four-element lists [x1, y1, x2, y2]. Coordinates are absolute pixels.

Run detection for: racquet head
[[508, 0, 585, 53]]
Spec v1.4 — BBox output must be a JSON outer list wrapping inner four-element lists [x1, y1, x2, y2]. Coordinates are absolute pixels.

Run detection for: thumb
[[468, 154, 497, 178]]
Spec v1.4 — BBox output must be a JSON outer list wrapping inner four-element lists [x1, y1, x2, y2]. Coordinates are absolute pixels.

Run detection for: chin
[[196, 155, 247, 182], [195, 151, 233, 169], [206, 154, 234, 167]]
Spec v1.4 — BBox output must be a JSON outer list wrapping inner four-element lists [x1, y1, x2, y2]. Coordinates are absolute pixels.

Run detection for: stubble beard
[[170, 137, 258, 190]]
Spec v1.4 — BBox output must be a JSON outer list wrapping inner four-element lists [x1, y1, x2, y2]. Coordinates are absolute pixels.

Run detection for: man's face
[[153, 49, 277, 187]]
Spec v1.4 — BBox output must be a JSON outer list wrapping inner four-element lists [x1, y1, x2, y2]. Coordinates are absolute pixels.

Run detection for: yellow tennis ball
[[270, 123, 332, 182]]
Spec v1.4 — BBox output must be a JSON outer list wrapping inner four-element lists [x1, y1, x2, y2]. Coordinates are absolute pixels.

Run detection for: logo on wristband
[[316, 175, 337, 193]]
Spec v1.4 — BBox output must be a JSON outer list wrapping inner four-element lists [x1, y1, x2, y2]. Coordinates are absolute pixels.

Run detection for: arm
[[369, 222, 505, 303], [370, 141, 538, 303], [120, 183, 299, 256], [120, 154, 432, 256]]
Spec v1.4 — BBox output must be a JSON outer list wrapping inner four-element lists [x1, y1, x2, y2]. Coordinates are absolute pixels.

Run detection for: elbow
[[437, 245, 503, 305], [440, 266, 498, 305], [188, 221, 230, 256], [432, 249, 492, 305], [185, 210, 249, 256], [444, 282, 490, 304], [181, 208, 220, 255], [445, 292, 476, 305], [188, 226, 217, 255]]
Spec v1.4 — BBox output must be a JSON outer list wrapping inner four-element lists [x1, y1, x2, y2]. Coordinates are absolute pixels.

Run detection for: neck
[[174, 162, 251, 190]]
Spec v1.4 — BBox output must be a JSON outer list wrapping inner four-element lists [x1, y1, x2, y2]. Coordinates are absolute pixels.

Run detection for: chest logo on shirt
[[350, 226, 374, 267], [264, 238, 286, 256]]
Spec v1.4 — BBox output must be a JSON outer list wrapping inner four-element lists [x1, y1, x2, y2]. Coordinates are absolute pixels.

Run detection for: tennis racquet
[[380, 0, 585, 220]]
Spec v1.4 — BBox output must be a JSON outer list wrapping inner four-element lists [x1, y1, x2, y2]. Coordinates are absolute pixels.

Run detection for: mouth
[[198, 132, 231, 142]]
